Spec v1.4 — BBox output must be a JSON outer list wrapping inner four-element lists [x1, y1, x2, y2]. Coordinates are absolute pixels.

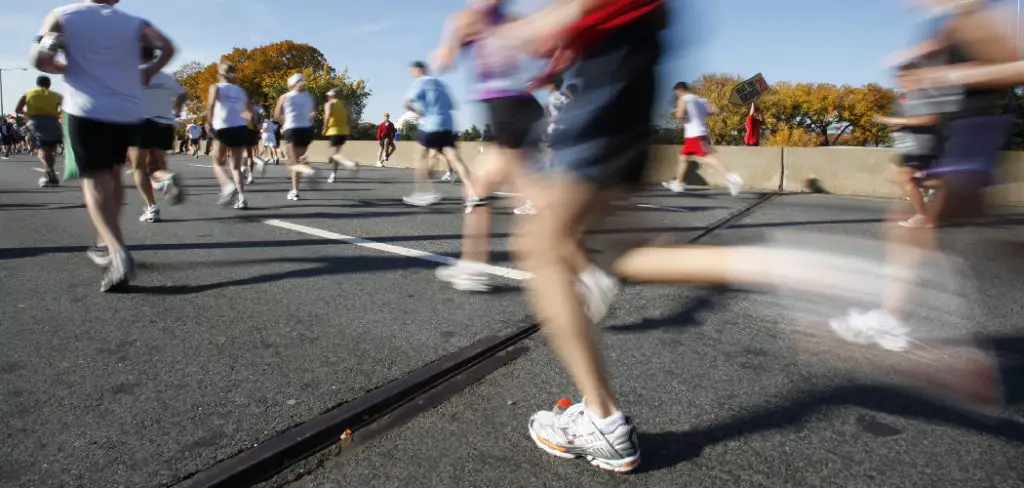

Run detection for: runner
[[32, 0, 176, 291], [15, 75, 63, 187], [0, 119, 13, 158], [242, 103, 264, 184], [429, 0, 545, 290], [401, 60, 474, 206], [323, 88, 358, 183], [662, 81, 743, 196], [206, 61, 258, 209], [273, 73, 318, 201], [186, 119, 202, 157], [260, 116, 280, 164], [130, 45, 186, 223], [376, 112, 397, 166]]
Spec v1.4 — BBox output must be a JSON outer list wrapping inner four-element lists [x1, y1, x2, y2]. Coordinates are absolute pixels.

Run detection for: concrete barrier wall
[[206, 140, 1024, 205]]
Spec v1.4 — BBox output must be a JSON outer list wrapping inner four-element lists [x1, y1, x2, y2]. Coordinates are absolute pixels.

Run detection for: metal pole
[[0, 70, 5, 117]]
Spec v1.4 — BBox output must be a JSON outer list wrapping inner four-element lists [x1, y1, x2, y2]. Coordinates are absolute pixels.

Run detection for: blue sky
[[0, 0, 1018, 128]]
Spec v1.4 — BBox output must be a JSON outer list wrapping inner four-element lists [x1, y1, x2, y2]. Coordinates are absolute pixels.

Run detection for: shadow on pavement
[[639, 334, 1024, 473], [606, 286, 736, 333]]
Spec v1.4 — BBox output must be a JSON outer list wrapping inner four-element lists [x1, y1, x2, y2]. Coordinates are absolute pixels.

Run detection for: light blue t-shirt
[[405, 76, 454, 133]]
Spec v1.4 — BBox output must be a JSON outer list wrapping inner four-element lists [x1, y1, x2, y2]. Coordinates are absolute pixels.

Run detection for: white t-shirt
[[144, 71, 185, 125], [681, 93, 709, 138], [261, 120, 278, 135], [281, 90, 315, 130], [211, 83, 249, 130], [186, 123, 202, 139], [45, 3, 146, 123]]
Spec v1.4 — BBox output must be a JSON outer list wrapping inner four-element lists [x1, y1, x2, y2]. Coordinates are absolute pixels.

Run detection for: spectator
[[743, 104, 761, 146], [376, 112, 397, 166]]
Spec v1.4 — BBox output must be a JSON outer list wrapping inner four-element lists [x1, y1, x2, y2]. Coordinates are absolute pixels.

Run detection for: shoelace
[[555, 402, 589, 432]]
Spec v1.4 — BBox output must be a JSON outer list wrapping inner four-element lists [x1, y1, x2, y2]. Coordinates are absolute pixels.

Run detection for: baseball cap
[[288, 73, 305, 87], [327, 88, 339, 97]]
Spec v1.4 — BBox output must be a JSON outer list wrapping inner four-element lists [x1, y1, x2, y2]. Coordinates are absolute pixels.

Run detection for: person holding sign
[[743, 104, 761, 146], [662, 82, 742, 196]]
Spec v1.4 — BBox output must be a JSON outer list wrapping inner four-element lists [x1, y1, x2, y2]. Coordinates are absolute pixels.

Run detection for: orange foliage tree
[[174, 41, 371, 131]]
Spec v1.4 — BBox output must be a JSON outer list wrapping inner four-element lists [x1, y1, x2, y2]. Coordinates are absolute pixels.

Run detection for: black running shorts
[[139, 119, 175, 151], [215, 126, 251, 148], [283, 128, 315, 148], [65, 113, 140, 174]]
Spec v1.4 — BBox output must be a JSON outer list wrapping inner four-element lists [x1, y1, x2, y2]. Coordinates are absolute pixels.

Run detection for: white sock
[[586, 408, 626, 434]]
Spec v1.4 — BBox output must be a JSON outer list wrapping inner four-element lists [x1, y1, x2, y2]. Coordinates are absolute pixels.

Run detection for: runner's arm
[[205, 85, 218, 131], [673, 96, 685, 121], [322, 101, 333, 134], [31, 12, 65, 74], [140, 22, 175, 84], [273, 95, 285, 123], [433, 11, 472, 73], [14, 96, 27, 116], [874, 114, 939, 127], [173, 94, 186, 118]]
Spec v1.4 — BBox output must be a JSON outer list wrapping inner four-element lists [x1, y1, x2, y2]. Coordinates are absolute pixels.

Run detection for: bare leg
[[229, 146, 245, 197], [211, 141, 232, 187], [81, 167, 126, 255], [129, 147, 157, 207], [441, 146, 475, 199]]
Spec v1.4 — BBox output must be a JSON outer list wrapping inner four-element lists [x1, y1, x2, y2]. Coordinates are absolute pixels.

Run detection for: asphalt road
[[1, 154, 1022, 488]]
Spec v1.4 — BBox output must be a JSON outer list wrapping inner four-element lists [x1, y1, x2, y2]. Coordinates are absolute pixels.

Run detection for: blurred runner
[[323, 88, 359, 183], [274, 73, 318, 201], [15, 75, 63, 187], [207, 61, 255, 209], [662, 81, 743, 195]]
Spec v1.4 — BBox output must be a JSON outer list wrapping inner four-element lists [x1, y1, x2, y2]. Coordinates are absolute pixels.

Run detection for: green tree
[[400, 119, 419, 138]]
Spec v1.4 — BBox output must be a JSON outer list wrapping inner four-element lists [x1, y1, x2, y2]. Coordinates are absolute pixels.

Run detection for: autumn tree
[[175, 41, 371, 131]]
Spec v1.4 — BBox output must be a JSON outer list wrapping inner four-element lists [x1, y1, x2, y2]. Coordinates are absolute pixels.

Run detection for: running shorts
[[1, 136, 13, 146], [922, 114, 1013, 190], [247, 128, 261, 147], [543, 6, 664, 188], [681, 136, 712, 157], [65, 114, 140, 174], [484, 95, 545, 149], [138, 119, 175, 150], [282, 128, 315, 148], [416, 131, 456, 151], [27, 116, 62, 147], [215, 126, 251, 148], [329, 135, 347, 147]]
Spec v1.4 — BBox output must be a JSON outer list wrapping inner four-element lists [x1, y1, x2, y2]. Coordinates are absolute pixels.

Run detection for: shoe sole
[[87, 254, 111, 267], [528, 426, 640, 473]]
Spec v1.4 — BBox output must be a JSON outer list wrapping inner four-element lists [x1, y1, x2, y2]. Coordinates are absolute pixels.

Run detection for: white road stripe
[[188, 163, 213, 168], [263, 219, 533, 281], [31, 168, 46, 173]]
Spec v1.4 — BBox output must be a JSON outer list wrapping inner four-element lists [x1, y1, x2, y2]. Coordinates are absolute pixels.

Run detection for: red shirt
[[376, 121, 396, 140], [744, 115, 761, 145]]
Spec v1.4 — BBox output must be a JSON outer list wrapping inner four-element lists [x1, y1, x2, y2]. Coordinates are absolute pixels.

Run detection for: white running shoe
[[287, 190, 299, 201], [327, 173, 336, 183], [440, 172, 452, 182], [661, 180, 685, 193], [828, 308, 911, 352], [254, 157, 267, 176], [403, 192, 442, 207], [514, 201, 538, 215], [577, 266, 621, 324], [246, 173, 254, 185], [725, 173, 743, 196], [528, 400, 640, 473], [217, 183, 236, 206], [435, 263, 493, 292], [233, 198, 248, 209], [899, 214, 930, 228], [139, 205, 160, 223]]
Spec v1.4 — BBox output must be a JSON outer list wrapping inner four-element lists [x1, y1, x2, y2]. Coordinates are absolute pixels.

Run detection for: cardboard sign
[[729, 73, 769, 106]]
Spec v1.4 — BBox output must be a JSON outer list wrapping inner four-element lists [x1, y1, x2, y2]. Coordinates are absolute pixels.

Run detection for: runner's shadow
[[605, 286, 735, 333], [638, 381, 1024, 474]]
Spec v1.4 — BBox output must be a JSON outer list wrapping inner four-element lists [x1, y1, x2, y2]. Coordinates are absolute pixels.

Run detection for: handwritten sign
[[729, 73, 769, 106]]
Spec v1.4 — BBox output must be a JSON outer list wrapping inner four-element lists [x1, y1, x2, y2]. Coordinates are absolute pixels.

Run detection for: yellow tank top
[[324, 101, 350, 136], [25, 87, 61, 117]]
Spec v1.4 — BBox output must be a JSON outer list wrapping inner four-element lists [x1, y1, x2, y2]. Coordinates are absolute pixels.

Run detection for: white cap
[[287, 73, 305, 87]]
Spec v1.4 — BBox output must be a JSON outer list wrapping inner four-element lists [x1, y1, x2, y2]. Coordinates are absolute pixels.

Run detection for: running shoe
[[217, 183, 237, 206], [254, 157, 267, 176], [86, 244, 111, 267], [47, 170, 59, 186], [158, 173, 184, 205], [725, 173, 743, 197], [139, 205, 160, 223], [661, 180, 685, 193], [435, 263, 493, 292], [828, 308, 911, 352], [100, 251, 135, 293], [327, 172, 337, 183], [577, 266, 621, 324], [514, 201, 538, 215], [233, 197, 248, 209], [246, 172, 254, 185], [287, 190, 300, 201], [440, 172, 453, 182], [899, 214, 931, 228], [403, 192, 442, 207], [38, 176, 51, 188], [528, 400, 640, 473]]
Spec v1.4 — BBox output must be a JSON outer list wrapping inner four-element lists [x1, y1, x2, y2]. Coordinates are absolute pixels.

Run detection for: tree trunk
[[830, 123, 853, 145]]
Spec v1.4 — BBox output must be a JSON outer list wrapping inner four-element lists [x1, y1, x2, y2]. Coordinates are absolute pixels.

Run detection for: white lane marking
[[263, 219, 533, 281], [31, 168, 46, 173], [188, 163, 213, 168]]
